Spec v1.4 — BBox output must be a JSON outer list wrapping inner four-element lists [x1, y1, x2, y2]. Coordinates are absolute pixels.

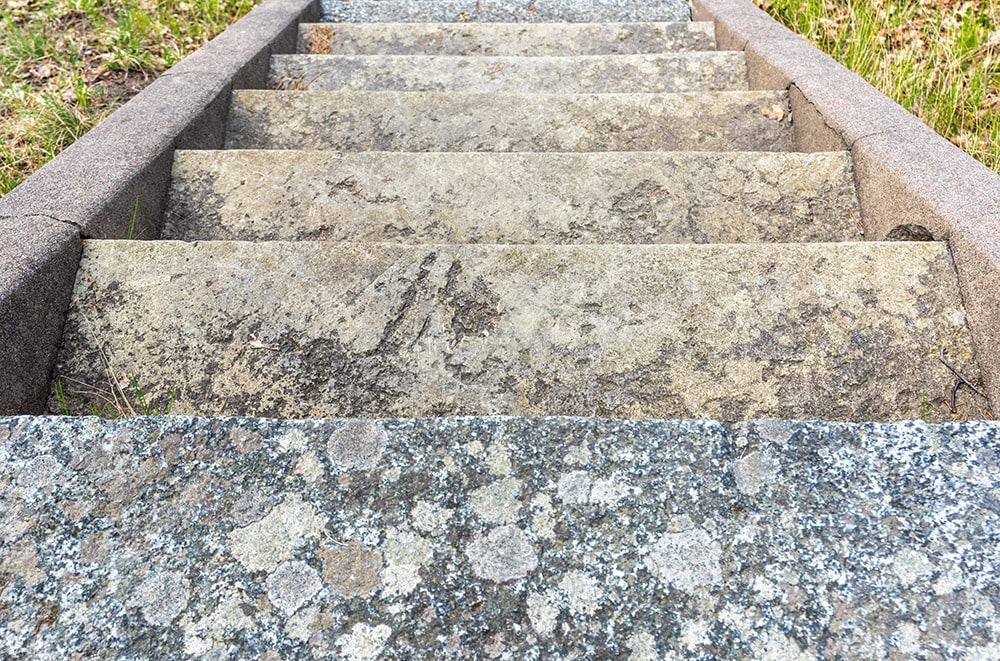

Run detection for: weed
[[53, 379, 71, 416], [754, 0, 1000, 174], [127, 196, 139, 239], [57, 342, 175, 417]]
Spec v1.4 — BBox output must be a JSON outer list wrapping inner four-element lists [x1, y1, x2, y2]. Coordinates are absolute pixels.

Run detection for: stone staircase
[[47, 3, 988, 422], [6, 2, 1000, 658]]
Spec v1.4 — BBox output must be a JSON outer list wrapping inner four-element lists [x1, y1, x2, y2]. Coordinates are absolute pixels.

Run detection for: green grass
[[0, 0, 260, 197], [53, 340, 175, 417], [754, 0, 1000, 173]]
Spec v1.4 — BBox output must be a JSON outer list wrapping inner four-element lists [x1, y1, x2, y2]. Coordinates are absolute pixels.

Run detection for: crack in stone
[[0, 213, 83, 233]]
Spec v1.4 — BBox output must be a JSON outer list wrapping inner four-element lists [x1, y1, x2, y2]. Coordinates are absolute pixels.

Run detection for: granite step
[[48, 241, 987, 421], [163, 150, 861, 243], [298, 21, 718, 56], [268, 53, 747, 94], [4, 415, 999, 657], [319, 0, 692, 23], [225, 90, 794, 152]]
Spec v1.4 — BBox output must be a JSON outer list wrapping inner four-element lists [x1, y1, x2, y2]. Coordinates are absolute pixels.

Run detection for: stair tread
[[4, 414, 999, 656], [50, 241, 986, 421], [269, 53, 747, 94], [225, 90, 795, 152], [164, 150, 861, 243], [319, 0, 692, 23], [298, 21, 718, 55]]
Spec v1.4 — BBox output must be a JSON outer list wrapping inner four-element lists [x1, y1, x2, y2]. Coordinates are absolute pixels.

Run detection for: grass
[[754, 0, 1000, 173], [0, 0, 260, 197], [53, 342, 175, 417]]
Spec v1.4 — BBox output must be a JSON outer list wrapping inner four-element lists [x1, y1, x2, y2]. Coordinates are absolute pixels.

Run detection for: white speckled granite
[[320, 0, 692, 23], [2, 416, 999, 658]]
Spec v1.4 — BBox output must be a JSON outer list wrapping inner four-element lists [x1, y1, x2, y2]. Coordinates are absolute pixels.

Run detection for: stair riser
[[269, 53, 748, 94], [50, 241, 985, 421], [226, 90, 795, 152], [299, 21, 717, 55], [164, 151, 861, 243]]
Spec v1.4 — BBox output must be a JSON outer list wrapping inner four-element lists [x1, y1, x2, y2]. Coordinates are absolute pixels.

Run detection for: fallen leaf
[[761, 104, 785, 121], [248, 335, 281, 351], [29, 63, 55, 81]]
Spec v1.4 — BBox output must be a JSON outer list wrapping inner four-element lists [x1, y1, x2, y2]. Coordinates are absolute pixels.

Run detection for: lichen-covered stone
[[319, 0, 692, 23], [49, 240, 988, 421], [2, 415, 1000, 658], [163, 150, 860, 243], [298, 21, 717, 56], [225, 90, 795, 152], [269, 53, 747, 94]]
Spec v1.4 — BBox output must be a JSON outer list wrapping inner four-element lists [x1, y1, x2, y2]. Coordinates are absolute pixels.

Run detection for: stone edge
[[0, 0, 322, 414], [691, 0, 999, 416]]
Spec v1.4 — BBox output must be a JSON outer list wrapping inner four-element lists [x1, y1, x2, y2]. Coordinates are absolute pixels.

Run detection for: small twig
[[949, 378, 961, 414], [939, 348, 987, 398]]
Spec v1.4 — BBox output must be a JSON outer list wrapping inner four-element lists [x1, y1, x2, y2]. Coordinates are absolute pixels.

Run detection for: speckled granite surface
[[298, 22, 717, 56], [163, 150, 861, 243], [225, 90, 795, 152], [268, 53, 748, 93], [2, 415, 1000, 658], [320, 0, 691, 23]]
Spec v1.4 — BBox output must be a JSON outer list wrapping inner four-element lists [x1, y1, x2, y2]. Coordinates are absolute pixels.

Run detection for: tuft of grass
[[0, 0, 260, 197], [754, 0, 1000, 173]]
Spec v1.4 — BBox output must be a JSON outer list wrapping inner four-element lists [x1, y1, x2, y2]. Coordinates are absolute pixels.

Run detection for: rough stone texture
[[0, 217, 81, 414], [298, 21, 717, 56], [690, 0, 1000, 416], [49, 240, 987, 421], [320, 0, 691, 23], [268, 53, 748, 93], [949, 220, 1000, 418], [226, 90, 795, 151], [3, 414, 1000, 657], [164, 150, 861, 243]]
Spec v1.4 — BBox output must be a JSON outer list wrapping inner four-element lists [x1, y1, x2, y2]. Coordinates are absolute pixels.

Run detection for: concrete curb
[[691, 0, 1000, 415], [0, 0, 321, 414]]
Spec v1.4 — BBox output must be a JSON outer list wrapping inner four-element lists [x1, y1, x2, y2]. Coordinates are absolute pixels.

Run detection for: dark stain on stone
[[162, 171, 229, 240], [330, 176, 363, 196], [856, 288, 879, 308], [886, 224, 936, 241], [442, 260, 501, 342], [609, 179, 671, 228]]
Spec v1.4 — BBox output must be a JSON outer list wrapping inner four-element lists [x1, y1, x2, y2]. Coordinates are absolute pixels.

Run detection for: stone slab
[[164, 150, 861, 243], [268, 53, 748, 93], [320, 0, 691, 23], [225, 90, 795, 152], [49, 241, 987, 421], [3, 414, 1000, 657], [299, 21, 717, 55]]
